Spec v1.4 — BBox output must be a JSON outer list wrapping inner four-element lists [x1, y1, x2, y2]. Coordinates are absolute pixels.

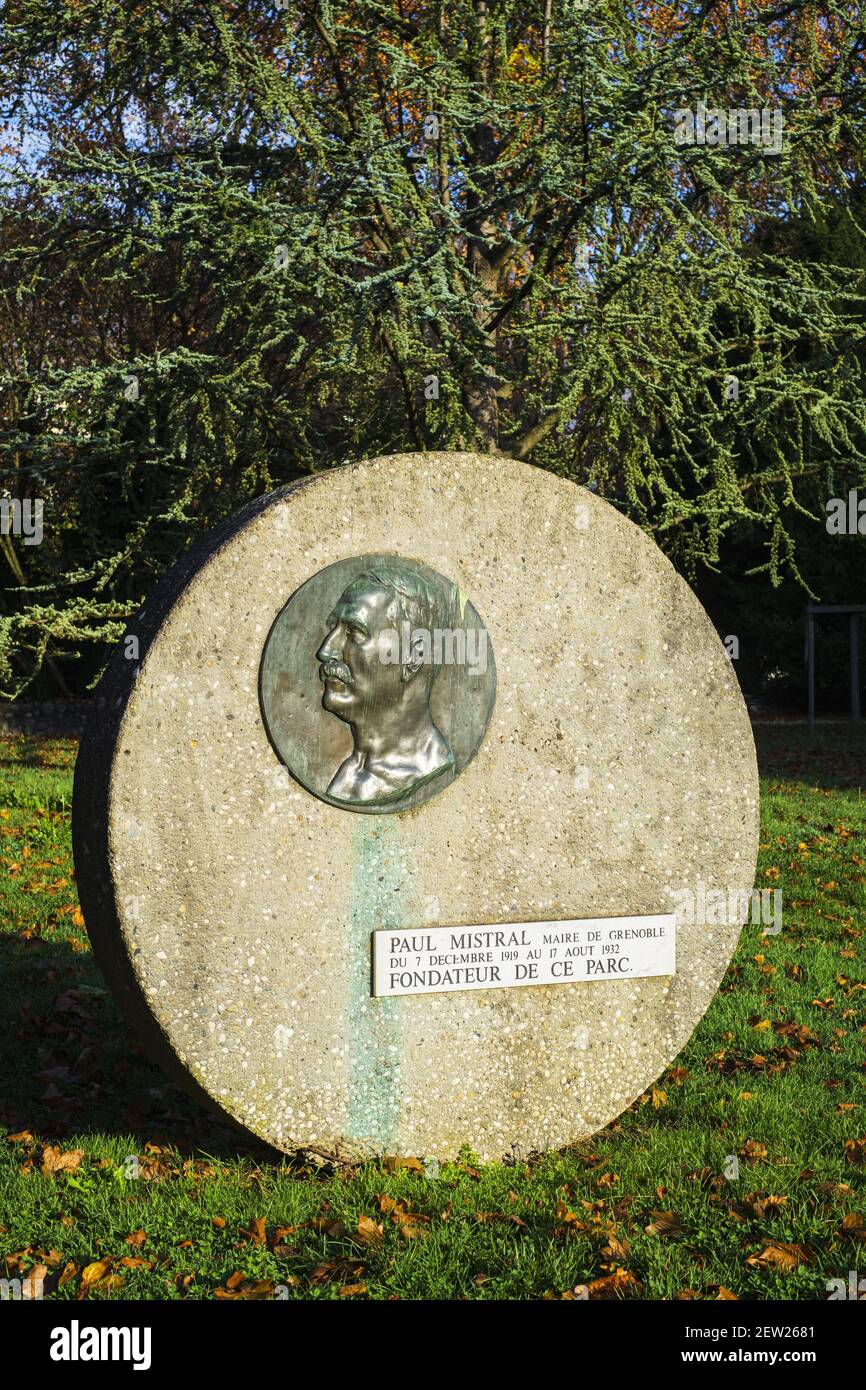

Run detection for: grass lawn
[[1, 724, 864, 1301]]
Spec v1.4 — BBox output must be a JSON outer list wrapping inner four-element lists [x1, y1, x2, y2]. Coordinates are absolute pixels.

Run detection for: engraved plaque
[[372, 915, 677, 996], [260, 553, 496, 813]]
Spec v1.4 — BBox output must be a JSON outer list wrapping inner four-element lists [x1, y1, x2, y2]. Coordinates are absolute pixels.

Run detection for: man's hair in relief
[[359, 563, 454, 655]]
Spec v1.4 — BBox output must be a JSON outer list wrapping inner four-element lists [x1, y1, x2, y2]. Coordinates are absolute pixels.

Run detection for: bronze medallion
[[260, 554, 496, 813]]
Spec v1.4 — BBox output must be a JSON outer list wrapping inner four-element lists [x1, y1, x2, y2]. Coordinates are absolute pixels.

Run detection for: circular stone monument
[[73, 452, 759, 1161]]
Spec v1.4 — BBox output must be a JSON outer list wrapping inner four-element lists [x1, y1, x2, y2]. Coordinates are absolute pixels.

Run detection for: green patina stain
[[344, 816, 405, 1148]]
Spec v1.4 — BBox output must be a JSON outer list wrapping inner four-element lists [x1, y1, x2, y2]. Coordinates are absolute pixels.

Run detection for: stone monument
[[72, 452, 759, 1161]]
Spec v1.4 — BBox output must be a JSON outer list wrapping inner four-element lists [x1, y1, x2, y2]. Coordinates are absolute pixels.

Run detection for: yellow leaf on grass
[[382, 1155, 424, 1174], [80, 1259, 113, 1289]]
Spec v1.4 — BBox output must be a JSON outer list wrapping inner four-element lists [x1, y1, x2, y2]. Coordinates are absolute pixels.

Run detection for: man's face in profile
[[316, 578, 403, 722]]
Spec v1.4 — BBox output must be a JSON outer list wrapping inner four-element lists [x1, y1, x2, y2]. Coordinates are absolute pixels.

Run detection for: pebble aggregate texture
[[73, 452, 759, 1161]]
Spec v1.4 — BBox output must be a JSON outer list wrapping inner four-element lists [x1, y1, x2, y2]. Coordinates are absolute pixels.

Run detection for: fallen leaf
[[240, 1216, 266, 1245], [215, 1278, 274, 1300], [644, 1210, 683, 1237], [309, 1257, 366, 1286], [740, 1140, 768, 1164], [382, 1155, 424, 1174], [745, 1242, 810, 1272], [744, 1194, 788, 1220], [80, 1259, 113, 1290], [41, 1146, 84, 1177], [839, 1212, 866, 1240], [356, 1214, 384, 1244], [845, 1138, 866, 1167], [586, 1269, 642, 1299], [22, 1264, 48, 1300], [644, 1206, 683, 1239]]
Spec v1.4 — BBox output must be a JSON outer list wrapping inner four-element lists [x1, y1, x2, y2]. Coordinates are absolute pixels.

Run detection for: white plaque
[[372, 914, 676, 998]]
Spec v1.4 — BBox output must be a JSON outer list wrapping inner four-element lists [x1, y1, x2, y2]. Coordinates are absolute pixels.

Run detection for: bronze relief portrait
[[260, 554, 496, 814]]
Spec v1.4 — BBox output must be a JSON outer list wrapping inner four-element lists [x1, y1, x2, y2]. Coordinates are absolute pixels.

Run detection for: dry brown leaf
[[745, 1242, 810, 1272], [41, 1145, 84, 1176], [382, 1155, 424, 1174], [310, 1257, 366, 1286], [376, 1193, 430, 1239], [215, 1278, 274, 1300], [124, 1229, 147, 1247], [240, 1216, 266, 1245], [840, 1212, 866, 1239], [601, 1234, 630, 1261], [586, 1269, 642, 1300], [644, 1210, 683, 1237], [21, 1264, 48, 1300], [356, 1214, 384, 1244], [30, 1247, 61, 1266], [339, 1283, 367, 1297], [745, 1193, 788, 1220], [740, 1140, 768, 1163], [555, 1197, 580, 1223], [845, 1138, 866, 1166]]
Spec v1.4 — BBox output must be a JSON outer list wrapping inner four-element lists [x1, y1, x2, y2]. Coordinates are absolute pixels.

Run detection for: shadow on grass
[[753, 720, 866, 791], [0, 734, 77, 772], [0, 933, 276, 1163]]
